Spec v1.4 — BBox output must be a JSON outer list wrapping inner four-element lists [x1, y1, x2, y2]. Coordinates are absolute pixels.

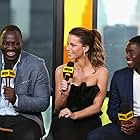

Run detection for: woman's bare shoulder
[[96, 66, 109, 75], [55, 63, 67, 75]]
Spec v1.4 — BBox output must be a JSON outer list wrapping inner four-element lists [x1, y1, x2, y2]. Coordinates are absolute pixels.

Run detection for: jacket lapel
[[14, 51, 25, 86], [126, 69, 133, 109]]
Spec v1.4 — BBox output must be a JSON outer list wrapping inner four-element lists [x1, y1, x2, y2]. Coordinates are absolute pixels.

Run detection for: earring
[[84, 51, 85, 56]]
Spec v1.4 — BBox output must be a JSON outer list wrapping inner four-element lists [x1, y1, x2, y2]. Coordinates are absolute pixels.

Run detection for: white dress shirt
[[0, 54, 21, 116], [133, 70, 140, 117]]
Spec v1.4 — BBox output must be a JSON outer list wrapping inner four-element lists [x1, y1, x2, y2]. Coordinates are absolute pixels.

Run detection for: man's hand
[[3, 86, 16, 105], [120, 118, 140, 135]]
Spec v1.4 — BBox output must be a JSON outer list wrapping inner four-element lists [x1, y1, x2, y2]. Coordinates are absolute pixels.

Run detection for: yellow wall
[[64, 0, 93, 63]]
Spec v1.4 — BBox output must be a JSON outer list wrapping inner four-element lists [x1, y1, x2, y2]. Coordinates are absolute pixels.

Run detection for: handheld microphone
[[118, 103, 134, 121], [63, 62, 74, 81], [1, 64, 16, 87]]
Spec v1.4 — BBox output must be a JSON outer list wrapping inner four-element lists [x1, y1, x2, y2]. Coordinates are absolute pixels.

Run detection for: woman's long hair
[[69, 27, 105, 67]]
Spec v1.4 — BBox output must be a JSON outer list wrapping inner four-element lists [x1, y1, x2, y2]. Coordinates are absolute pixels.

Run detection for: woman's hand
[[61, 79, 69, 91], [59, 108, 77, 120], [59, 108, 72, 118], [60, 80, 70, 96]]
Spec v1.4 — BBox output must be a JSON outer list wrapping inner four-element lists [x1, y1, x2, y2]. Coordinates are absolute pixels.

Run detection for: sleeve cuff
[[13, 95, 18, 107]]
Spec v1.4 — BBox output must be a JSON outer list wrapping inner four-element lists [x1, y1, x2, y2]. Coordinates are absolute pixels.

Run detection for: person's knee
[[17, 130, 41, 140], [87, 129, 101, 140], [15, 124, 41, 140], [87, 132, 94, 140]]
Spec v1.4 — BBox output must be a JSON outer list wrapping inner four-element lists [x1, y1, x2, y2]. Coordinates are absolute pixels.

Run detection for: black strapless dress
[[51, 82, 102, 140]]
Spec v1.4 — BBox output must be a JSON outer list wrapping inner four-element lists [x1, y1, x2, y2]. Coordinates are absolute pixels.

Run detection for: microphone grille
[[119, 103, 131, 113], [67, 61, 74, 67]]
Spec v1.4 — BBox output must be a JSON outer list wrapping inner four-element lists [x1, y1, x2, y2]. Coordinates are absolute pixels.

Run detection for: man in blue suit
[[0, 25, 50, 140], [87, 36, 140, 140]]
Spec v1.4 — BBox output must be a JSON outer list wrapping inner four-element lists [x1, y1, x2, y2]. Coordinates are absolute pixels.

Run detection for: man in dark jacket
[[87, 35, 140, 140]]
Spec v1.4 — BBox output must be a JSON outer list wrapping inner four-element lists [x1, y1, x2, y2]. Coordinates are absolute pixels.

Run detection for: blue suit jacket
[[107, 67, 133, 123], [0, 50, 51, 135]]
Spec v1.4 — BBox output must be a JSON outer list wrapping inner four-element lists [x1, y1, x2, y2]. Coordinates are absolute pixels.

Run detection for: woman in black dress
[[51, 27, 109, 140]]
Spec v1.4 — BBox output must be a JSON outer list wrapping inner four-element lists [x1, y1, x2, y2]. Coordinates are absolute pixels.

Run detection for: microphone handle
[[64, 75, 70, 81], [5, 77, 10, 87], [4, 77, 10, 106]]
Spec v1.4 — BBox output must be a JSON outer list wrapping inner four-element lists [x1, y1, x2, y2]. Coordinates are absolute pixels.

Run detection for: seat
[[100, 91, 111, 126], [41, 96, 52, 140]]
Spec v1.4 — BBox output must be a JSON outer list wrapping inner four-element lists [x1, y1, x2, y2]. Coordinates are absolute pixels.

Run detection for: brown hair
[[69, 27, 105, 67]]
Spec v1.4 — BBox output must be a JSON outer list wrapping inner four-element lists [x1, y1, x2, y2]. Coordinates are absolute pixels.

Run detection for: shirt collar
[[133, 70, 140, 80], [1, 53, 21, 69]]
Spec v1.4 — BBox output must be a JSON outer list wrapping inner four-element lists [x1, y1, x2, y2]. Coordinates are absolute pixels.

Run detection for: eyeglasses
[[2, 41, 20, 47]]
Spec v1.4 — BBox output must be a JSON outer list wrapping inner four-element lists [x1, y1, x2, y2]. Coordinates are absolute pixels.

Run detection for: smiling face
[[125, 42, 140, 73], [66, 34, 88, 61], [0, 30, 22, 63]]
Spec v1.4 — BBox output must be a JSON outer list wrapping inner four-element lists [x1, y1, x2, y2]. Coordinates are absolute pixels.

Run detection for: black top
[[67, 82, 100, 112], [51, 82, 102, 140]]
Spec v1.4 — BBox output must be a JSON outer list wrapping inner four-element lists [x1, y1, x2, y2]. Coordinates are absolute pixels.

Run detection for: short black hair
[[0, 25, 22, 38], [129, 35, 140, 44]]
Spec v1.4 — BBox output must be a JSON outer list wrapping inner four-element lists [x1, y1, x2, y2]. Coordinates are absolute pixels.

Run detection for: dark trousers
[[87, 123, 140, 140], [51, 115, 102, 140], [0, 115, 41, 140]]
